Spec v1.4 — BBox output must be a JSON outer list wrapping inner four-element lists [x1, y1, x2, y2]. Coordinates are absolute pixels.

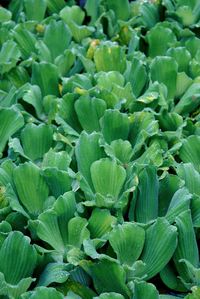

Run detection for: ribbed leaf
[[129, 111, 158, 156], [94, 43, 126, 73], [160, 261, 186, 292], [22, 85, 44, 119], [0, 231, 37, 284], [109, 223, 145, 266], [75, 95, 106, 133], [104, 140, 133, 164], [105, 0, 130, 20], [88, 208, 116, 238], [140, 218, 177, 280], [46, 0, 65, 13], [42, 149, 71, 171], [13, 162, 49, 217], [165, 187, 191, 223], [60, 5, 85, 25], [21, 123, 53, 161], [68, 217, 89, 248], [37, 192, 76, 251], [135, 165, 159, 223], [173, 210, 199, 281], [101, 110, 130, 144], [37, 263, 70, 287], [31, 62, 59, 97], [167, 47, 191, 73], [158, 174, 183, 217], [13, 25, 37, 59], [22, 286, 64, 299], [81, 259, 130, 298], [174, 83, 200, 115], [43, 168, 72, 198], [177, 163, 200, 197], [150, 56, 178, 99], [179, 136, 200, 172], [133, 280, 159, 299], [147, 24, 176, 58], [0, 40, 21, 74], [0, 7, 12, 22], [125, 58, 147, 97], [24, 0, 47, 21], [44, 20, 72, 61], [75, 132, 104, 190], [0, 106, 24, 155], [91, 158, 126, 198]]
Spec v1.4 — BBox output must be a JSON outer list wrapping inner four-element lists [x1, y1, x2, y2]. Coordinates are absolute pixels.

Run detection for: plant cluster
[[0, 0, 200, 298]]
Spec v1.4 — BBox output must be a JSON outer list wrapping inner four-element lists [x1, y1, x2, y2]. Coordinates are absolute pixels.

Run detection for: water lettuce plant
[[0, 0, 200, 298]]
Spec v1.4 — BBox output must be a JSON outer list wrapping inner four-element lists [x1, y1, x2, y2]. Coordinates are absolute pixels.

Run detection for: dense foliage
[[0, 0, 200, 298]]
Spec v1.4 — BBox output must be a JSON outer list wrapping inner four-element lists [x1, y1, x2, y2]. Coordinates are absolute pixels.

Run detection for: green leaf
[[158, 111, 183, 132], [179, 136, 200, 172], [68, 217, 89, 248], [24, 0, 47, 21], [13, 162, 49, 217], [167, 47, 191, 73], [174, 83, 200, 115], [91, 158, 126, 198], [75, 95, 106, 133], [22, 286, 64, 299], [96, 71, 124, 91], [135, 165, 159, 223], [0, 106, 24, 156], [81, 259, 130, 298], [173, 210, 199, 282], [165, 187, 191, 223], [125, 58, 147, 97], [0, 231, 37, 284], [42, 148, 71, 171], [44, 20, 72, 61], [13, 24, 37, 59], [133, 280, 159, 299], [65, 22, 94, 43], [0, 7, 12, 22], [184, 286, 200, 299], [75, 132, 104, 190], [43, 168, 72, 198], [55, 50, 75, 77], [36, 192, 78, 252], [129, 111, 159, 156], [22, 85, 44, 119], [21, 123, 53, 161], [60, 5, 85, 25], [150, 56, 178, 99], [31, 62, 59, 97], [46, 0, 65, 14], [104, 140, 133, 164], [105, 0, 130, 20], [175, 72, 193, 98], [37, 263, 70, 287], [160, 261, 186, 292], [109, 222, 145, 266], [58, 93, 81, 132], [140, 218, 177, 280], [88, 208, 116, 239], [158, 174, 184, 217], [0, 40, 21, 74], [101, 109, 130, 144], [146, 24, 176, 58], [177, 163, 200, 197], [94, 43, 127, 73]]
